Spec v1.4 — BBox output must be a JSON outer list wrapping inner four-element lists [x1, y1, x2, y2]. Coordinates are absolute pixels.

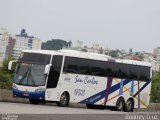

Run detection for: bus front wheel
[[57, 92, 69, 107]]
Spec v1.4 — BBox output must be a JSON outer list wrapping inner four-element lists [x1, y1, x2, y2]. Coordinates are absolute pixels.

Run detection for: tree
[[68, 40, 72, 48], [0, 58, 15, 89], [41, 39, 70, 50], [150, 72, 160, 103], [0, 72, 12, 89], [109, 50, 119, 58]]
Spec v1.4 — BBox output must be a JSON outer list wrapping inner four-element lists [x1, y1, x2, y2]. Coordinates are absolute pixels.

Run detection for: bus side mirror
[[44, 64, 51, 75], [8, 60, 17, 70]]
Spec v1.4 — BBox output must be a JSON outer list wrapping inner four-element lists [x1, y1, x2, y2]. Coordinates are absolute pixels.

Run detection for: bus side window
[[79, 66, 90, 75], [105, 62, 118, 78], [78, 58, 90, 75], [139, 66, 150, 81], [63, 57, 79, 74], [47, 55, 63, 88], [105, 68, 113, 77], [66, 65, 78, 73]]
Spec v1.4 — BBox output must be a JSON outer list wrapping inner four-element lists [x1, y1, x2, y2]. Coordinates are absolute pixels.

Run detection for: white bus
[[8, 49, 152, 112]]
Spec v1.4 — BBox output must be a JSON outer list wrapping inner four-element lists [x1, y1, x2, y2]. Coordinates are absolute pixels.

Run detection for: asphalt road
[[0, 102, 160, 120], [0, 102, 121, 114]]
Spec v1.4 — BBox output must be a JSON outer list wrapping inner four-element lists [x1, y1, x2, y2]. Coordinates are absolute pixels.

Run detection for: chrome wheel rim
[[60, 94, 67, 104], [118, 101, 123, 109], [127, 101, 132, 110]]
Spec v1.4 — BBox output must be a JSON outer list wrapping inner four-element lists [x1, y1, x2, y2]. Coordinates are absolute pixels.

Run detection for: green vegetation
[[108, 49, 121, 58], [150, 72, 160, 103], [0, 59, 15, 89], [41, 39, 72, 50]]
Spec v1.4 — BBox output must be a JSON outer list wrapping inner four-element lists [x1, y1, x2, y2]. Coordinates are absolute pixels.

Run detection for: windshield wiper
[[19, 66, 30, 84], [28, 67, 36, 86]]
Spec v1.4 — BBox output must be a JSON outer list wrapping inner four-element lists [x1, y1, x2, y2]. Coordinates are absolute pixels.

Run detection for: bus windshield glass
[[14, 63, 46, 86], [14, 52, 51, 86]]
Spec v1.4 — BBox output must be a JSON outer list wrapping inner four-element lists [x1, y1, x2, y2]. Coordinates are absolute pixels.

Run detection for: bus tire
[[57, 92, 69, 107], [115, 97, 125, 111], [29, 99, 39, 105], [124, 98, 134, 112]]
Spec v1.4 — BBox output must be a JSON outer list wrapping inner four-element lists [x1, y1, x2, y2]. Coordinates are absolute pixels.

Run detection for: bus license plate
[[23, 93, 29, 97]]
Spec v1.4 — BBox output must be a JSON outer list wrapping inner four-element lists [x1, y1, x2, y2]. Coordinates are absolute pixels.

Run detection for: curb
[[0, 89, 160, 111]]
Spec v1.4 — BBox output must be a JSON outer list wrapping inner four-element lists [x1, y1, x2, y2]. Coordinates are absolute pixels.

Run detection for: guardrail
[[0, 89, 160, 111]]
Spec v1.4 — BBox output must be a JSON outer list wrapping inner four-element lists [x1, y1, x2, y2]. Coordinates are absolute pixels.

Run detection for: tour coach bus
[[8, 49, 152, 112]]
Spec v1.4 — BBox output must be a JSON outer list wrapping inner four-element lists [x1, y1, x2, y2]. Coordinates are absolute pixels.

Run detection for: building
[[153, 47, 160, 60], [0, 33, 4, 66], [152, 47, 160, 72], [5, 37, 16, 59], [0, 28, 10, 66], [12, 29, 42, 59], [0, 28, 42, 66], [143, 53, 159, 72]]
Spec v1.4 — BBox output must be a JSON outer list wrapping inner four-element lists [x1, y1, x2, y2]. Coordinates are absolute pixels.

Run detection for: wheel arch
[[117, 96, 125, 102]]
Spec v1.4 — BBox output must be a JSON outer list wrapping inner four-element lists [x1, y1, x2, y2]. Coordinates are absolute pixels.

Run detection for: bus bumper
[[13, 89, 45, 100]]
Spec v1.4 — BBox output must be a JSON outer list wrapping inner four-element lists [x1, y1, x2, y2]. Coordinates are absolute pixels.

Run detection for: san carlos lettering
[[75, 75, 98, 85]]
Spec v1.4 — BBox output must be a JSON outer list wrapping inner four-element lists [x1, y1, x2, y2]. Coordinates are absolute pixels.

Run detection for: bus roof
[[22, 49, 151, 67]]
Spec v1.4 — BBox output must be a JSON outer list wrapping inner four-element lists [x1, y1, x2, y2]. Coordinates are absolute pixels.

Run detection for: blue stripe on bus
[[119, 79, 123, 95], [110, 79, 131, 95], [130, 80, 134, 96], [79, 79, 131, 104]]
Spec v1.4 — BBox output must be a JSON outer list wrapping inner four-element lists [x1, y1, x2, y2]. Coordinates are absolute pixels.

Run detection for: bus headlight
[[35, 88, 46, 92], [12, 83, 18, 90]]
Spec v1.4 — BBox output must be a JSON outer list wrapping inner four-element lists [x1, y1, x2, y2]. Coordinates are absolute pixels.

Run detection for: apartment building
[[0, 28, 42, 66], [12, 29, 42, 59], [0, 29, 10, 66]]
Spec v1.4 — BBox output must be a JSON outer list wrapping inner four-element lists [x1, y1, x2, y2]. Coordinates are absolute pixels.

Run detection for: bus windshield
[[14, 63, 46, 86]]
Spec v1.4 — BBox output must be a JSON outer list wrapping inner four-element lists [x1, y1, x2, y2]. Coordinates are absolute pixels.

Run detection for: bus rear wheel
[[29, 99, 39, 105], [124, 98, 134, 112], [57, 92, 69, 107]]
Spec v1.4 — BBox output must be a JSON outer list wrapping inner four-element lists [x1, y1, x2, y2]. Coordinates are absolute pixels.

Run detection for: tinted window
[[18, 52, 51, 65], [117, 64, 130, 79], [90, 60, 105, 76], [63, 57, 78, 73], [63, 57, 91, 75], [78, 59, 90, 75], [47, 55, 63, 88], [139, 66, 150, 80], [128, 65, 139, 79], [63, 56, 151, 81]]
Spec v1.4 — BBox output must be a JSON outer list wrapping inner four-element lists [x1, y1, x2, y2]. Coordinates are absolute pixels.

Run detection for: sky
[[0, 0, 160, 53]]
